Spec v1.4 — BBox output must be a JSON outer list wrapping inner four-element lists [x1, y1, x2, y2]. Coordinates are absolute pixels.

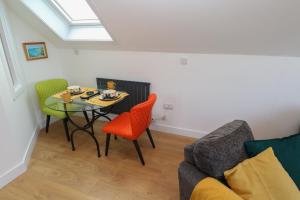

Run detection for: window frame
[[0, 4, 24, 100], [50, 0, 101, 26]]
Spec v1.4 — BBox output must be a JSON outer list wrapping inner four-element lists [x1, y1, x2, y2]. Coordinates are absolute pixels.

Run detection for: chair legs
[[62, 118, 70, 142], [146, 128, 155, 148], [45, 115, 70, 142], [46, 115, 51, 133], [105, 134, 145, 165], [133, 140, 145, 165], [105, 134, 111, 156]]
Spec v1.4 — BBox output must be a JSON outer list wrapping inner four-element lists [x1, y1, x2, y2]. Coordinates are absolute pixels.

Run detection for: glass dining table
[[45, 89, 129, 158]]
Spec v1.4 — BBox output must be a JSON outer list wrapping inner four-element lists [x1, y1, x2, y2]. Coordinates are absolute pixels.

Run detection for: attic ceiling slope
[[5, 0, 300, 56], [87, 0, 300, 56]]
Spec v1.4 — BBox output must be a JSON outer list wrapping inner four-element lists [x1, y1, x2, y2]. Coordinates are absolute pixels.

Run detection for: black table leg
[[65, 109, 100, 158], [83, 111, 90, 123], [93, 108, 118, 140], [62, 118, 70, 142], [83, 111, 95, 135]]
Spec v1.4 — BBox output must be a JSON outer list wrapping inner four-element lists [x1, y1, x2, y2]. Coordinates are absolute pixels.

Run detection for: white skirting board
[[150, 122, 207, 138], [0, 126, 40, 189], [61, 112, 208, 139], [83, 112, 207, 138]]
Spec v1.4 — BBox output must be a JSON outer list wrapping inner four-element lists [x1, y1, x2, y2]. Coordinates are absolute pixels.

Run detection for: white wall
[[2, 0, 300, 190], [0, 1, 63, 188], [0, 39, 36, 184], [60, 49, 300, 139], [7, 7, 64, 123]]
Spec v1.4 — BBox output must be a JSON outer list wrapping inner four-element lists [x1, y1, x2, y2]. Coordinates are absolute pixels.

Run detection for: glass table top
[[45, 96, 102, 112]]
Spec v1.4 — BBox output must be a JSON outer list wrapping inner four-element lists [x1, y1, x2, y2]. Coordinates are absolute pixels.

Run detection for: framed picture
[[22, 42, 48, 61]]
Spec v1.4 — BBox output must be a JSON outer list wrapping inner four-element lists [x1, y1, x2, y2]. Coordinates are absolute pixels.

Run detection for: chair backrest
[[35, 79, 68, 109], [129, 93, 157, 138]]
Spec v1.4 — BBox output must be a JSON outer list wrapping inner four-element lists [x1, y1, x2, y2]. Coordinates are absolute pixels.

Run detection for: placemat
[[86, 92, 129, 107], [52, 88, 97, 100]]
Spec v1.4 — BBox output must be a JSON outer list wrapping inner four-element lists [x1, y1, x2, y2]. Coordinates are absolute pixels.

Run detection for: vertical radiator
[[96, 78, 151, 114]]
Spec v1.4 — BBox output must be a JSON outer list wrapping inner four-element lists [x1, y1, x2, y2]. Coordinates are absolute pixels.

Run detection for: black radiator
[[96, 78, 151, 114]]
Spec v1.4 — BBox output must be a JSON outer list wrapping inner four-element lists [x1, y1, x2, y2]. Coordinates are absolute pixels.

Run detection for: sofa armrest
[[178, 161, 208, 200], [184, 143, 195, 164]]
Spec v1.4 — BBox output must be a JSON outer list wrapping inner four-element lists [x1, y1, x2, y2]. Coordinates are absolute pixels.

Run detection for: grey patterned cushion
[[193, 120, 254, 178]]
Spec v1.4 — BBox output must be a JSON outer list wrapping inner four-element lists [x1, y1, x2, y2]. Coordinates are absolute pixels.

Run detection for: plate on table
[[80, 90, 100, 99], [70, 91, 84, 96], [99, 93, 121, 101]]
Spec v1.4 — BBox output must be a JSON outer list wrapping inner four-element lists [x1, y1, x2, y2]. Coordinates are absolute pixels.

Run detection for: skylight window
[[22, 0, 112, 41], [51, 0, 100, 25]]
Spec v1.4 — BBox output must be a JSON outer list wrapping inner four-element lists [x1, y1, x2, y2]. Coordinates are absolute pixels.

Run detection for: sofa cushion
[[224, 148, 300, 200], [190, 177, 243, 200], [193, 120, 254, 178], [244, 133, 300, 189]]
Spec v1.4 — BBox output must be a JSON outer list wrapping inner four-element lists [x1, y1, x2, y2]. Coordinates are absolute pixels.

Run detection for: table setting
[[44, 82, 129, 157]]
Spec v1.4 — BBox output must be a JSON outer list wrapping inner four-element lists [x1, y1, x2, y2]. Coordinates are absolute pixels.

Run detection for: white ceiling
[[6, 0, 300, 56]]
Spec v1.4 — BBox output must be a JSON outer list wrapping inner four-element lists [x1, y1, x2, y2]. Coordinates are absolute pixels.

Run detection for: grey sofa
[[178, 120, 254, 200]]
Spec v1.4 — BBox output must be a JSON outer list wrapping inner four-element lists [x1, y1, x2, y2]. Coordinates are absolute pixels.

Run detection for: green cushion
[[42, 107, 66, 119], [35, 79, 68, 119], [244, 133, 300, 189]]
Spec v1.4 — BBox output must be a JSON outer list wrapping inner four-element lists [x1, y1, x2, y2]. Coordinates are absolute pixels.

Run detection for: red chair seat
[[102, 93, 157, 165], [102, 112, 135, 140]]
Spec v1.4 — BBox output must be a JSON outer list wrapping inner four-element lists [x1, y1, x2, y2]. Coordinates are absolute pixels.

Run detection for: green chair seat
[[42, 107, 66, 119]]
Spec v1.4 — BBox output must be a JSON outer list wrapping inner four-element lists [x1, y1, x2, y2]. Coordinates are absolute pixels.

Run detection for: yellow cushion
[[190, 177, 243, 200], [224, 147, 300, 200]]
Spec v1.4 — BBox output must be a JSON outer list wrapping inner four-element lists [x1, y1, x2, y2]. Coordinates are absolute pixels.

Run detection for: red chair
[[102, 93, 157, 165]]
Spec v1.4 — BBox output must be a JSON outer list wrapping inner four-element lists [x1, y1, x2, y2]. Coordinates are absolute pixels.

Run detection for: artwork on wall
[[22, 42, 48, 61]]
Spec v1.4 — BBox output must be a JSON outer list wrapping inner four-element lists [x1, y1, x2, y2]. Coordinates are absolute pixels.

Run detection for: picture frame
[[22, 42, 48, 61]]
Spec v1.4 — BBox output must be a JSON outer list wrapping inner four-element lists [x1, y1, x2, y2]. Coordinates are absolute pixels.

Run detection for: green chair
[[35, 79, 70, 141]]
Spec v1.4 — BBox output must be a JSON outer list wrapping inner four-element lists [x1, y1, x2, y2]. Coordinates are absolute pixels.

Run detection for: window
[[0, 5, 23, 99], [51, 0, 100, 25], [0, 35, 17, 85], [21, 0, 112, 41]]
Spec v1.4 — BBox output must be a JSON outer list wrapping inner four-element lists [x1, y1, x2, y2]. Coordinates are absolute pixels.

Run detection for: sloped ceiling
[[7, 0, 300, 56]]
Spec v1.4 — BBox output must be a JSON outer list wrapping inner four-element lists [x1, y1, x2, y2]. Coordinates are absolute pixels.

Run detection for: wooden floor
[[0, 118, 195, 200]]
